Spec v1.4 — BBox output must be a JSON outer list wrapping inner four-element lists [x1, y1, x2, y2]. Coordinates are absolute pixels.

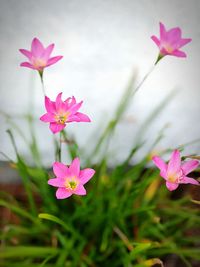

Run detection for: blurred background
[[0, 0, 200, 166]]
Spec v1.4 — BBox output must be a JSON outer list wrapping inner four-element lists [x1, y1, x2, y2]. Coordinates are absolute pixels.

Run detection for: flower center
[[33, 58, 47, 69], [165, 44, 174, 53], [65, 176, 79, 191], [55, 112, 69, 124], [167, 173, 177, 183], [167, 169, 184, 183]]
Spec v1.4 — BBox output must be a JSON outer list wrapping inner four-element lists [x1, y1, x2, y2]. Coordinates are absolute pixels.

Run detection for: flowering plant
[[0, 23, 199, 267]]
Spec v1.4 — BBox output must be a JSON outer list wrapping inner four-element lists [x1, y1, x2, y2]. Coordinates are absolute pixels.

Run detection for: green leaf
[[0, 246, 59, 259]]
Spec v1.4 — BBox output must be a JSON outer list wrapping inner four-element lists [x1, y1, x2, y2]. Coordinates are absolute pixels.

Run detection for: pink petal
[[167, 150, 181, 175], [45, 96, 56, 113], [65, 96, 76, 108], [76, 112, 91, 122], [67, 113, 90, 123], [55, 92, 62, 109], [79, 168, 95, 184], [179, 38, 192, 48], [74, 184, 86, 196], [46, 56, 63, 67], [19, 49, 32, 60], [159, 22, 167, 40], [42, 43, 54, 60], [181, 160, 199, 175], [56, 188, 72, 199], [53, 162, 69, 178], [167, 27, 181, 45], [152, 156, 167, 179], [20, 62, 35, 69], [48, 178, 65, 187], [180, 176, 199, 185], [69, 157, 80, 177], [151, 35, 160, 47], [31, 37, 44, 57], [171, 50, 186, 58], [40, 113, 55, 122], [49, 122, 66, 134], [166, 181, 179, 191], [64, 97, 73, 106], [67, 115, 81, 122], [55, 92, 67, 112], [69, 101, 83, 114]]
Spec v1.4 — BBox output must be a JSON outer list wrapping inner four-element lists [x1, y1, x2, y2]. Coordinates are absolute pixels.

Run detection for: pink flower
[[40, 92, 91, 134], [151, 22, 192, 60], [152, 149, 199, 191], [48, 158, 95, 199], [19, 37, 63, 72]]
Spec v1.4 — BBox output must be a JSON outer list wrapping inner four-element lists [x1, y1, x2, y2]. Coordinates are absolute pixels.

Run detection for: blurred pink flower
[[151, 22, 192, 60], [40, 92, 91, 134], [152, 149, 199, 191], [19, 37, 63, 72], [48, 158, 95, 199]]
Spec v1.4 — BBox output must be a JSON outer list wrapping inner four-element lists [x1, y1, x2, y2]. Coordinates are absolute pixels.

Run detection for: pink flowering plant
[[19, 37, 63, 73], [151, 22, 192, 63], [48, 158, 95, 199], [1, 22, 200, 267], [153, 149, 199, 191], [40, 93, 91, 134]]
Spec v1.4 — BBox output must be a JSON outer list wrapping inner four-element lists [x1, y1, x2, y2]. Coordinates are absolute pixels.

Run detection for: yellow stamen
[[167, 172, 179, 183], [64, 176, 79, 191], [167, 169, 183, 183], [69, 181, 77, 190], [55, 112, 69, 124], [167, 175, 177, 183]]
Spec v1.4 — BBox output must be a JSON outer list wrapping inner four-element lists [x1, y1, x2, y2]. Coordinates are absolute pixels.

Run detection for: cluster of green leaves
[[0, 74, 200, 267]]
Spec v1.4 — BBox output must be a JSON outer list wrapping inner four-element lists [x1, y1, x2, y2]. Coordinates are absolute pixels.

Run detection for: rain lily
[[151, 22, 192, 62], [152, 149, 199, 191], [40, 92, 91, 134], [48, 158, 95, 199], [19, 37, 63, 72]]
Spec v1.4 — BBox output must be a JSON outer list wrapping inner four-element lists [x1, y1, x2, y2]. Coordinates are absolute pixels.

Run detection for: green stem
[[27, 114, 42, 167], [39, 70, 46, 96], [6, 129, 37, 216], [6, 129, 19, 158], [17, 159, 37, 216], [155, 53, 164, 65], [58, 131, 62, 162], [133, 64, 156, 95]]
